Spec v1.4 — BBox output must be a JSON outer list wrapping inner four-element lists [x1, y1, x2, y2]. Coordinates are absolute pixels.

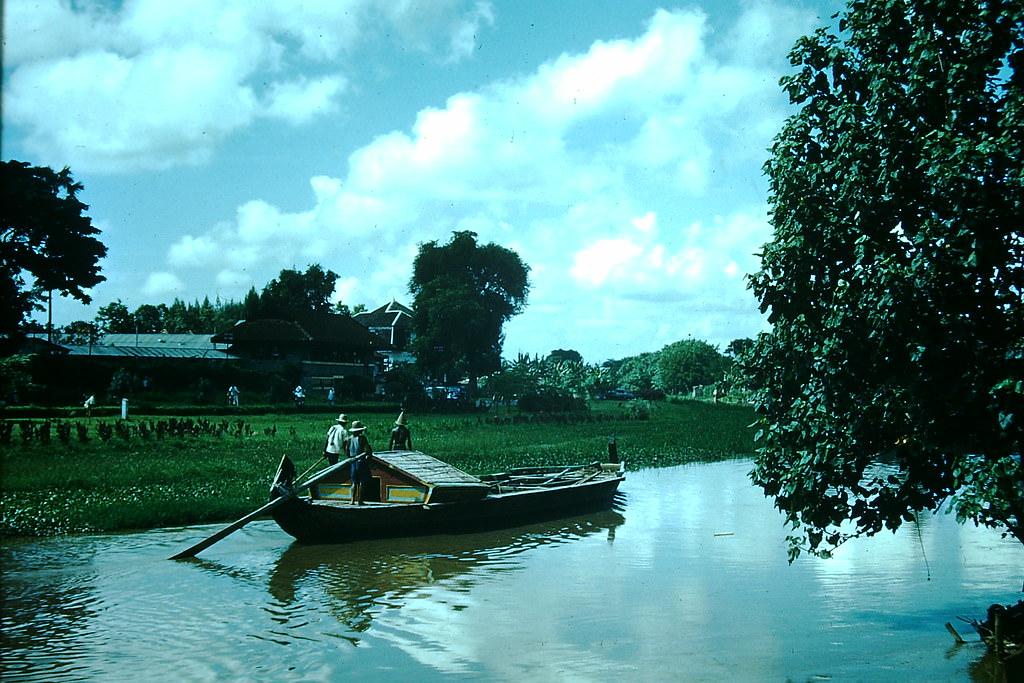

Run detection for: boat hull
[[271, 475, 624, 544]]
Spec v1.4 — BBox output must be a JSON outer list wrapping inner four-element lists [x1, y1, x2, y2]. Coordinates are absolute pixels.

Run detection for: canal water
[[2, 460, 1021, 681]]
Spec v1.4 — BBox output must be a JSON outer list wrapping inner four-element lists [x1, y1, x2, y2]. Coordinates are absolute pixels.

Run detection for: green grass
[[0, 400, 755, 537]]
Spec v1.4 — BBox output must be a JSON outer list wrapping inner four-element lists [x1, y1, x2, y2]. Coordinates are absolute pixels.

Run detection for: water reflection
[[2, 463, 1021, 682], [194, 508, 625, 638]]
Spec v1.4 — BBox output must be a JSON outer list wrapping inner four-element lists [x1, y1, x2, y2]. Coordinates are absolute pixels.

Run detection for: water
[[2, 460, 1021, 681]]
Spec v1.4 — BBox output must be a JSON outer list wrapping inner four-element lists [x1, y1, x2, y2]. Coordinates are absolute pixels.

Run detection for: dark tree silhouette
[[409, 231, 530, 392], [1, 161, 106, 350]]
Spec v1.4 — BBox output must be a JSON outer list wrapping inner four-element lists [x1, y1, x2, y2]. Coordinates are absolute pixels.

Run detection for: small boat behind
[[269, 449, 625, 544]]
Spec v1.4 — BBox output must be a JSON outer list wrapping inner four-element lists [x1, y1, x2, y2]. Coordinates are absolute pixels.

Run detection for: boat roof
[[374, 450, 484, 487]]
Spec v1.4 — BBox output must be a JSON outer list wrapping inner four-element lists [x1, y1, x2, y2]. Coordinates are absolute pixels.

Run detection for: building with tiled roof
[[213, 310, 393, 393]]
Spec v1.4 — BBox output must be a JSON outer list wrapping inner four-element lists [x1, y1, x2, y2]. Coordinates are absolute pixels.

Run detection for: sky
[[2, 0, 844, 364]]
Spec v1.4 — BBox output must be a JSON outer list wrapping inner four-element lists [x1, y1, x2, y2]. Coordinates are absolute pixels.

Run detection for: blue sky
[[3, 0, 843, 363]]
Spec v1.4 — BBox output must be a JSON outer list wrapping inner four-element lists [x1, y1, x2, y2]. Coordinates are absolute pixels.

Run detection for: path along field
[[0, 400, 755, 537]]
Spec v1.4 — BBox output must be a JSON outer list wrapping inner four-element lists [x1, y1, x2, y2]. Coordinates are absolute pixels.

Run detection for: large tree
[[409, 231, 530, 392], [656, 339, 729, 394], [743, 0, 1023, 560], [0, 161, 106, 350], [260, 264, 339, 315], [95, 300, 133, 333]]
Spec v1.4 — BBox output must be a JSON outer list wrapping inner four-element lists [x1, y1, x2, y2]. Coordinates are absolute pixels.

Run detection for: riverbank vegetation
[[0, 399, 755, 537]]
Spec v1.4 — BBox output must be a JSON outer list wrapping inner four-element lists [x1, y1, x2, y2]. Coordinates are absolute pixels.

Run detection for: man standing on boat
[[348, 420, 373, 504], [325, 413, 349, 465], [389, 411, 412, 450]]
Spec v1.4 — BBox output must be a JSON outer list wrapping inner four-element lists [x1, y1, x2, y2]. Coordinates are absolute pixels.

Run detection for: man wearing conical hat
[[324, 413, 349, 465], [389, 411, 412, 450]]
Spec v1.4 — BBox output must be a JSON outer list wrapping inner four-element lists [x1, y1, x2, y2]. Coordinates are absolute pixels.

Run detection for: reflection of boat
[[270, 450, 625, 544], [266, 508, 625, 633]]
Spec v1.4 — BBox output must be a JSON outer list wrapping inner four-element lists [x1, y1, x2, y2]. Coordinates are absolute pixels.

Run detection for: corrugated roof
[[375, 450, 484, 486], [102, 334, 227, 350], [63, 344, 238, 359]]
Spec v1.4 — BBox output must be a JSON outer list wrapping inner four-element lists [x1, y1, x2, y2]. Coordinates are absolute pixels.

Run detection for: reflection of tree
[[267, 508, 624, 635]]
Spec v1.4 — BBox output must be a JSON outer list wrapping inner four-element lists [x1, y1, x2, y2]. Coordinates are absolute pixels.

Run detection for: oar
[[169, 456, 355, 560], [296, 454, 327, 482]]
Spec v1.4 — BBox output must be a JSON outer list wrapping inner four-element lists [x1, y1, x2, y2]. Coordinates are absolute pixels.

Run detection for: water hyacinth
[[1, 401, 755, 537]]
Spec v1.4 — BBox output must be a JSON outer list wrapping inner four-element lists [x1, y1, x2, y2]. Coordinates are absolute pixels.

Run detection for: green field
[[0, 400, 756, 537]]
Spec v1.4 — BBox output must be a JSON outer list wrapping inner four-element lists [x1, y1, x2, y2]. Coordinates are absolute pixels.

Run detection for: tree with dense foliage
[[724, 338, 753, 360], [484, 352, 609, 404], [0, 161, 106, 350], [59, 320, 100, 345], [0, 354, 32, 403], [409, 231, 530, 392], [95, 300, 133, 334], [132, 304, 166, 333], [743, 0, 1024, 560], [604, 352, 660, 395], [259, 264, 339, 315], [547, 349, 583, 364], [656, 339, 729, 394]]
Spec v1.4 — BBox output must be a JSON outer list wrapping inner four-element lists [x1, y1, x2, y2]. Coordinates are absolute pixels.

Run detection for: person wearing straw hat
[[324, 413, 349, 465], [389, 411, 412, 450], [347, 420, 373, 504]]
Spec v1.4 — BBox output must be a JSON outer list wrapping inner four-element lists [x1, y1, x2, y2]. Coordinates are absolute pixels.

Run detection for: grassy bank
[[0, 400, 755, 537]]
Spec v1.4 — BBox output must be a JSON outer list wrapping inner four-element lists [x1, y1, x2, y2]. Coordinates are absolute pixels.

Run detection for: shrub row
[[0, 418, 278, 446]]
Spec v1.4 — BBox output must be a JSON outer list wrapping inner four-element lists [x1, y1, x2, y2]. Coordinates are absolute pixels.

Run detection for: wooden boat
[[964, 601, 1024, 680], [268, 449, 625, 544]]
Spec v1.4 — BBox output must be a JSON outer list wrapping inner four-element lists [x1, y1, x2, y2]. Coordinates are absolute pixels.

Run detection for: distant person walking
[[348, 421, 373, 504], [327, 387, 336, 405], [325, 413, 349, 466], [293, 385, 305, 407], [227, 385, 240, 406], [389, 411, 412, 450], [83, 394, 95, 417]]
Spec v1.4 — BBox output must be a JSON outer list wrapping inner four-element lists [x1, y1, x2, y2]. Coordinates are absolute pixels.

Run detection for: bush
[[634, 388, 666, 401], [518, 389, 586, 413], [625, 400, 655, 420]]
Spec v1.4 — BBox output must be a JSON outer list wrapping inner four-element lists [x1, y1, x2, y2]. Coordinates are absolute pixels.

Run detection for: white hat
[[336, 413, 348, 424], [349, 420, 366, 433]]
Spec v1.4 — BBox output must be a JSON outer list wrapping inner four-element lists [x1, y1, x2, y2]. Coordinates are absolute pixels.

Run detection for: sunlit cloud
[[3, 0, 494, 173], [8, 0, 833, 361], [143, 271, 185, 297]]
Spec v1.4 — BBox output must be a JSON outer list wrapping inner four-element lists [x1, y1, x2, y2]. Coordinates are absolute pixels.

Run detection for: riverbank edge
[[1, 452, 751, 540]]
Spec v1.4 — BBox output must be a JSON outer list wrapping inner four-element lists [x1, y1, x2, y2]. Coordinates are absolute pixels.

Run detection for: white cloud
[[28, 1, 832, 361], [446, 2, 496, 63], [2, 0, 495, 173], [152, 6, 789, 357], [262, 76, 347, 124], [571, 239, 645, 287], [143, 271, 185, 297], [632, 212, 657, 235], [168, 235, 220, 268], [6, 44, 258, 172]]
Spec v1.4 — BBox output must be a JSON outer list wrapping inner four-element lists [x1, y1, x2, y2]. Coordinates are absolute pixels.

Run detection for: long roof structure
[[374, 450, 484, 486]]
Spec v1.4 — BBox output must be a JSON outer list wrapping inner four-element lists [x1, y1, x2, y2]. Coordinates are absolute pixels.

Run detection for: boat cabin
[[310, 450, 491, 504]]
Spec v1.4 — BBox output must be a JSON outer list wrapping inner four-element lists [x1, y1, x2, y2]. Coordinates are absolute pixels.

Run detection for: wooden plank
[[540, 467, 575, 486]]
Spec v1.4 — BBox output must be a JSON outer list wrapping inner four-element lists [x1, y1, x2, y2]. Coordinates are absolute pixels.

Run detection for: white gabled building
[[353, 300, 415, 370]]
